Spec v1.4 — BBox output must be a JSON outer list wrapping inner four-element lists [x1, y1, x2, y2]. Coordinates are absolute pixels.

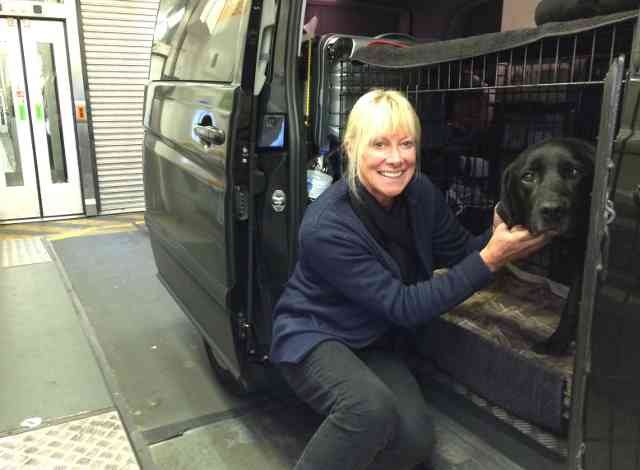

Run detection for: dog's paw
[[532, 337, 571, 356]]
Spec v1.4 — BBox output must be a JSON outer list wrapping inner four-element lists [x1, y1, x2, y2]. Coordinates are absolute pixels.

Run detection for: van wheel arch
[[202, 337, 251, 397]]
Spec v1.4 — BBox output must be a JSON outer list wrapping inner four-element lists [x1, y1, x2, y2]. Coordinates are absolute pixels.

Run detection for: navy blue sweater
[[270, 175, 493, 363]]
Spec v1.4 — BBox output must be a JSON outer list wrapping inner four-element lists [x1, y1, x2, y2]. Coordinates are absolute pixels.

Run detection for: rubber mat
[[51, 230, 251, 440], [0, 263, 111, 433], [149, 403, 317, 470]]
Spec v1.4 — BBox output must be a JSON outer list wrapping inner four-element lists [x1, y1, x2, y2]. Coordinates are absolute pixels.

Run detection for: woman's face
[[358, 130, 417, 208]]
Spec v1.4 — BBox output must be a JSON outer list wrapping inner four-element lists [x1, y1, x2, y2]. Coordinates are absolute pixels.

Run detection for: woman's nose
[[386, 146, 402, 163]]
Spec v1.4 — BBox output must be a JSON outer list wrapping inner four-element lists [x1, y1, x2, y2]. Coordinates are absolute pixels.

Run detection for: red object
[[367, 39, 410, 48]]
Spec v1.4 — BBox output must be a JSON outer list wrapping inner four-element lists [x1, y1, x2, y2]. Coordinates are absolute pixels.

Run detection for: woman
[[270, 90, 549, 470]]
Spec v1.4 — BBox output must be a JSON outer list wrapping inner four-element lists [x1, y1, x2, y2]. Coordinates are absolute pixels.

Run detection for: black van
[[143, 1, 640, 469]]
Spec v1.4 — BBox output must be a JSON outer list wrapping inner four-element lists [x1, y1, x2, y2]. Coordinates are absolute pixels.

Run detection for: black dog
[[497, 138, 595, 355]]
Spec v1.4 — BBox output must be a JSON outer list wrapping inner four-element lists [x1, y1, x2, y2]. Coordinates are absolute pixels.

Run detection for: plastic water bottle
[[307, 147, 334, 200]]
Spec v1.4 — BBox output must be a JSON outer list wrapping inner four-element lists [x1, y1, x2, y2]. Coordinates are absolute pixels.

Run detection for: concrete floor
[[0, 218, 140, 469], [0, 214, 314, 470], [0, 214, 553, 470]]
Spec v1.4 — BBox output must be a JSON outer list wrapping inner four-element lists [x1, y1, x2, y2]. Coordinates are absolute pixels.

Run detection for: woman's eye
[[372, 141, 385, 149], [521, 172, 535, 183], [401, 141, 415, 149]]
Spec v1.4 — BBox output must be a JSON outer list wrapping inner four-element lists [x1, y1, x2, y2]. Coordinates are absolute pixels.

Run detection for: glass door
[[0, 18, 40, 220], [0, 18, 82, 221], [21, 19, 82, 217]]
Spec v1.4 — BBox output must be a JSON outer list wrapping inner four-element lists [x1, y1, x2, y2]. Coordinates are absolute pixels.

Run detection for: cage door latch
[[598, 199, 616, 283], [575, 442, 586, 470], [596, 199, 616, 282]]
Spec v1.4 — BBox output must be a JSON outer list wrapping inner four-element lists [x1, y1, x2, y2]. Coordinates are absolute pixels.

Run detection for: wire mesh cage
[[322, 17, 635, 242]]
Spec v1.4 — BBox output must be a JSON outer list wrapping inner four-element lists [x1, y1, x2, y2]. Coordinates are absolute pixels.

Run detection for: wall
[[79, 0, 160, 213], [501, 0, 540, 31]]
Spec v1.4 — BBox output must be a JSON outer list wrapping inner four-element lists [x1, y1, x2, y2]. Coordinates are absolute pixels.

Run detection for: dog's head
[[499, 138, 595, 237]]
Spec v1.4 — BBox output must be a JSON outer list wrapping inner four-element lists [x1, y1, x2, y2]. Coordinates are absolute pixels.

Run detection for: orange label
[[76, 103, 86, 121]]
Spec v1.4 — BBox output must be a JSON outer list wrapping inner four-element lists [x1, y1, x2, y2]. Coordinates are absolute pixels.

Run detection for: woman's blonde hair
[[342, 89, 421, 195]]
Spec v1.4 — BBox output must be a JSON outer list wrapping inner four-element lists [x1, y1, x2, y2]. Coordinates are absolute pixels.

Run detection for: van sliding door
[[144, 0, 269, 387]]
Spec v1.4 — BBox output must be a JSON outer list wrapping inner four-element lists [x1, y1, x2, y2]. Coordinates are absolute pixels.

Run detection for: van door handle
[[194, 125, 225, 146]]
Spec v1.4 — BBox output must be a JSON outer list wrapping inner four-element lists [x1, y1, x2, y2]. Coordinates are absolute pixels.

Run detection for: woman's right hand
[[479, 223, 551, 272]]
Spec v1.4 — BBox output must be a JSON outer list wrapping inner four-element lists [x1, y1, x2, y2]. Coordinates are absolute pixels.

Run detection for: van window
[[169, 0, 251, 82], [154, 0, 189, 47]]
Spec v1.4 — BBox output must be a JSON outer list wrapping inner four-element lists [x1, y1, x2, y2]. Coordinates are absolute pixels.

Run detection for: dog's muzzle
[[530, 200, 572, 235]]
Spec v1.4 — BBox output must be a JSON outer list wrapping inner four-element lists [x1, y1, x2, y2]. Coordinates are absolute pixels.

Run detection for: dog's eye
[[521, 172, 535, 183], [567, 167, 580, 179]]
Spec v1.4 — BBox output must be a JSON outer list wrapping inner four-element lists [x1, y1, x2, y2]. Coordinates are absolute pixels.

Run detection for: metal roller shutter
[[79, 0, 159, 213]]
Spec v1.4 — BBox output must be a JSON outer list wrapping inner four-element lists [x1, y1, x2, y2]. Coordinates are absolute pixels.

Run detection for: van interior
[[257, 1, 637, 467]]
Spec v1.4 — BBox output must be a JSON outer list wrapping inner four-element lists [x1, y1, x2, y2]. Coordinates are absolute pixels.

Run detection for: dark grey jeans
[[278, 339, 435, 470]]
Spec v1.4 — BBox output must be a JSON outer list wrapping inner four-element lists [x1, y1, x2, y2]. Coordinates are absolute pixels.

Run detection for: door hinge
[[237, 313, 252, 342], [237, 313, 268, 362], [576, 442, 586, 470], [234, 185, 249, 221], [598, 199, 616, 282], [604, 199, 616, 226]]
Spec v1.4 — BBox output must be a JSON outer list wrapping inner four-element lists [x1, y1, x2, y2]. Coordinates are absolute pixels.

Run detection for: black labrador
[[497, 138, 595, 355]]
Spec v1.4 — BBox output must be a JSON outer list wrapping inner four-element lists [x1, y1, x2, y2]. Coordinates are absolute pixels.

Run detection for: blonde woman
[[270, 89, 549, 470]]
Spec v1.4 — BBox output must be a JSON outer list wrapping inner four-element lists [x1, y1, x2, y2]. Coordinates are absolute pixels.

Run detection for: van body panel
[[145, 0, 266, 384], [144, 81, 246, 377]]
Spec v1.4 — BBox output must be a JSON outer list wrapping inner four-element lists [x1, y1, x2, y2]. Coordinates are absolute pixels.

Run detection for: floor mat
[[0, 263, 111, 433], [149, 402, 317, 470], [51, 229, 252, 440]]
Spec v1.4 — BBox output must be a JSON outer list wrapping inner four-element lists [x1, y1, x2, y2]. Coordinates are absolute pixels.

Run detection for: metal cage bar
[[321, 17, 634, 238], [331, 18, 637, 95]]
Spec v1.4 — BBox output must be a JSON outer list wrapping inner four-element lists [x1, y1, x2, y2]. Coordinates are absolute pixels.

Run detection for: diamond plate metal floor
[[0, 238, 51, 268], [0, 411, 138, 470]]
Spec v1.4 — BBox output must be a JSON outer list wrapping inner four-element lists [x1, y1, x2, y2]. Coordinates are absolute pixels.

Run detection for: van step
[[421, 374, 565, 470], [428, 403, 525, 470]]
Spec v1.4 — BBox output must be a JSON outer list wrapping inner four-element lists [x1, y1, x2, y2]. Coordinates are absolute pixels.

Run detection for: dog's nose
[[540, 202, 567, 222]]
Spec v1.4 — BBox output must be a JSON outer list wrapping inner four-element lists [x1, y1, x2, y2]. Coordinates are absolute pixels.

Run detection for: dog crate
[[319, 12, 634, 233], [310, 10, 637, 459]]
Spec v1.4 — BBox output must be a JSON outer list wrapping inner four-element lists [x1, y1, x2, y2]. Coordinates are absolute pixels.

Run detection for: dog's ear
[[562, 138, 596, 193], [499, 159, 526, 227], [562, 138, 595, 171]]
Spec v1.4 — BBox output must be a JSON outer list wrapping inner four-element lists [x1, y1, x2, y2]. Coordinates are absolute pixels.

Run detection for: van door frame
[[284, 0, 308, 272], [568, 55, 625, 469]]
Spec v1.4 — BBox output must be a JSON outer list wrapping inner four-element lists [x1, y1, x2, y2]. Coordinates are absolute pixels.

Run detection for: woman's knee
[[333, 379, 399, 434]]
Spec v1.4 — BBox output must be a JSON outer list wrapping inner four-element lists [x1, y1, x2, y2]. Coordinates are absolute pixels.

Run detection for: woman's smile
[[378, 170, 404, 178]]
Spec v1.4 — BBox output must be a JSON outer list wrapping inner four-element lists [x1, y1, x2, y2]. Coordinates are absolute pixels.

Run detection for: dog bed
[[417, 270, 574, 435]]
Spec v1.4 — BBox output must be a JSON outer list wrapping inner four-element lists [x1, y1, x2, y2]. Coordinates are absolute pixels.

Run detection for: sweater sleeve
[[302, 226, 493, 328]]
